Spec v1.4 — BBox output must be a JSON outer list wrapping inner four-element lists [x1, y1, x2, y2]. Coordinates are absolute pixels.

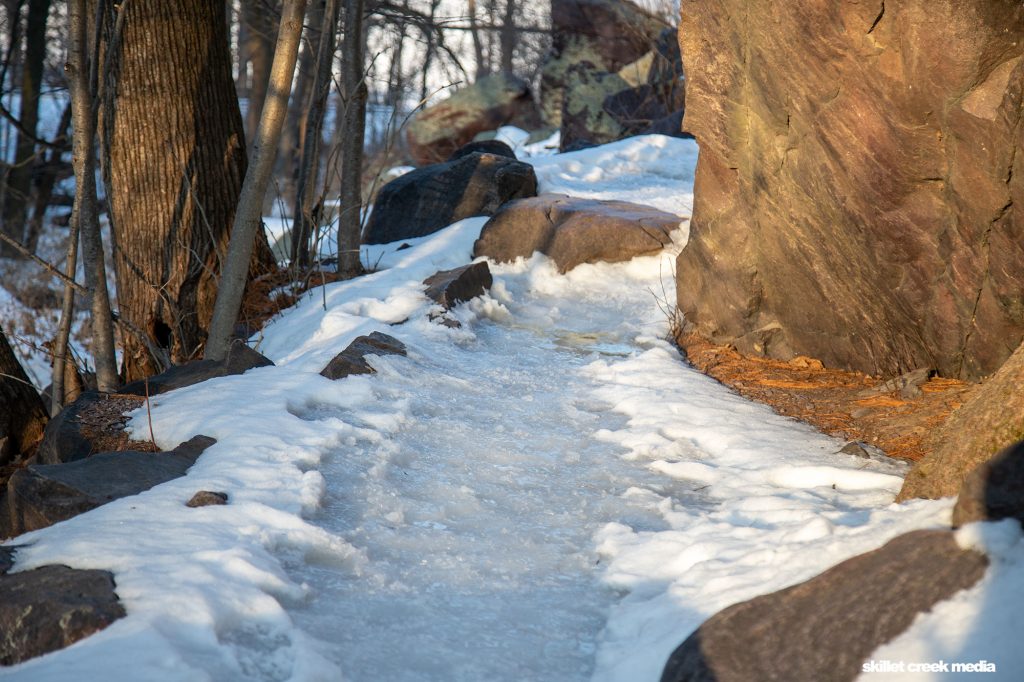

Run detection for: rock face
[[320, 332, 407, 380], [660, 530, 989, 682], [447, 140, 516, 162], [677, 1, 1024, 381], [899, 340, 1024, 501], [406, 73, 541, 165], [473, 194, 681, 273], [952, 441, 1024, 527], [120, 340, 273, 397], [423, 263, 493, 310], [363, 152, 537, 245], [0, 565, 125, 665], [540, 0, 669, 127], [1, 436, 214, 539]]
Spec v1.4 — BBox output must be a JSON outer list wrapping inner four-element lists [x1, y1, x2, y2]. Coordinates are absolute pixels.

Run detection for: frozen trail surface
[[289, 266, 706, 681]]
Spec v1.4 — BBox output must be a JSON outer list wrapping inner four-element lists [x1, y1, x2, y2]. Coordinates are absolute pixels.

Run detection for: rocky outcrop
[[1, 436, 214, 539], [660, 530, 989, 682], [120, 340, 273, 397], [899, 340, 1024, 500], [363, 152, 537, 245], [473, 194, 682, 273], [423, 263, 493, 310], [406, 73, 541, 165], [676, 1, 1024, 381], [1, 565, 125, 665], [540, 0, 669, 127], [320, 332, 407, 380], [952, 440, 1024, 527]]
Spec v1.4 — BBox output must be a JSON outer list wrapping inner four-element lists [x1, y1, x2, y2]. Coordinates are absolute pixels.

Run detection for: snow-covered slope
[[3, 135, 1018, 681]]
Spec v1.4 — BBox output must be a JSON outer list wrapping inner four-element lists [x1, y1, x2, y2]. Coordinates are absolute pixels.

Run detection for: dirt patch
[[676, 333, 971, 461]]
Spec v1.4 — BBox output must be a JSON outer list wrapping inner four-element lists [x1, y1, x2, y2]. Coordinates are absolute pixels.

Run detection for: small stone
[[839, 442, 871, 458], [423, 262, 493, 310], [320, 332, 408, 380], [186, 491, 229, 508]]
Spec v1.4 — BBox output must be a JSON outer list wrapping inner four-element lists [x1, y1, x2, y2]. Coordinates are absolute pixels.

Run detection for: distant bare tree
[[335, 0, 366, 277]]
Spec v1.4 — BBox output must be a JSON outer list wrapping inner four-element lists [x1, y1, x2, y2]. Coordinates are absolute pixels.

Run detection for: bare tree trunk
[[206, 0, 307, 361], [68, 0, 118, 392], [335, 0, 365, 277], [291, 0, 337, 268], [467, 0, 488, 79], [240, 0, 276, 142], [0, 326, 48, 464], [101, 0, 276, 380], [0, 0, 49, 258], [499, 0, 516, 74], [25, 102, 71, 252]]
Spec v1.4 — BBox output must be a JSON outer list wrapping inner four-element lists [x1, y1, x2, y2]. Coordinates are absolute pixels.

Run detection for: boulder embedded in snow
[[0, 436, 214, 539], [676, 0, 1024, 380], [660, 530, 988, 682], [423, 263, 493, 310], [320, 332, 407, 381], [952, 441, 1024, 528], [473, 194, 681, 273], [448, 140, 516, 162], [186, 490, 229, 508], [406, 73, 541, 165], [120, 341, 273, 398], [36, 392, 154, 466], [0, 565, 125, 666], [899, 340, 1024, 501], [540, 0, 669, 127], [362, 153, 537, 245]]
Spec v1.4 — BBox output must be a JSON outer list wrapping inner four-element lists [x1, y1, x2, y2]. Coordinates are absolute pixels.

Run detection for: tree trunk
[[101, 0, 275, 381], [240, 0, 276, 142], [499, 0, 516, 74], [0, 0, 49, 258], [467, 0, 488, 79], [0, 326, 48, 464], [291, 0, 338, 268], [205, 0, 307, 361], [335, 0, 366, 277]]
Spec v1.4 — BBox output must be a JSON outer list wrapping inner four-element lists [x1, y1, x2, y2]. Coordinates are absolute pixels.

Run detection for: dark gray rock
[[0, 547, 13, 574], [952, 440, 1024, 528], [474, 194, 682, 273], [120, 341, 273, 397], [36, 391, 104, 465], [363, 153, 537, 245], [0, 565, 125, 666], [660, 530, 989, 682], [320, 333, 408, 380], [448, 140, 516, 162], [423, 262, 493, 310], [186, 490, 229, 508], [1, 436, 215, 539]]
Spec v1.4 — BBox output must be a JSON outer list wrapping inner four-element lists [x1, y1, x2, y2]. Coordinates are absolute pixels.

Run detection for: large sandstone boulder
[[363, 152, 537, 245], [952, 440, 1024, 527], [1, 435, 214, 539], [677, 1, 1024, 381], [540, 0, 669, 127], [900, 339, 1024, 501], [1, 565, 125, 665], [406, 73, 541, 165], [473, 194, 682, 273], [660, 530, 989, 682]]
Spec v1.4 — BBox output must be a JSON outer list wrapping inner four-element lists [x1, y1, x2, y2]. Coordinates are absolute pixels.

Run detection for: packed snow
[[2, 135, 1020, 681]]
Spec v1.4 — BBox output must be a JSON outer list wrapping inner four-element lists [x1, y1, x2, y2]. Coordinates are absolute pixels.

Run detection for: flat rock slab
[[473, 194, 682, 273], [423, 262, 493, 310], [661, 530, 989, 682], [362, 153, 537, 245], [0, 565, 125, 666], [320, 333, 408, 381], [1, 435, 215, 539], [121, 341, 273, 398], [953, 440, 1024, 527]]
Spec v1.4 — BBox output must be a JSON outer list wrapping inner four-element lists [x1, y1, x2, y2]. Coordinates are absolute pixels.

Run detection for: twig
[[0, 232, 90, 294], [144, 376, 156, 446]]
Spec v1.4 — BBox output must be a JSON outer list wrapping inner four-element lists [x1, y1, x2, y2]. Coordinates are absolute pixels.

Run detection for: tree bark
[[240, 0, 277, 142], [0, 0, 49, 258], [499, 0, 515, 74], [101, 0, 276, 381], [205, 0, 307, 361], [335, 0, 366, 277], [0, 326, 47, 464], [291, 0, 338, 268]]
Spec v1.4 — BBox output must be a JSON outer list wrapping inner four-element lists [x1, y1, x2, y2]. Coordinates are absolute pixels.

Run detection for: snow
[[2, 133, 1018, 681]]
